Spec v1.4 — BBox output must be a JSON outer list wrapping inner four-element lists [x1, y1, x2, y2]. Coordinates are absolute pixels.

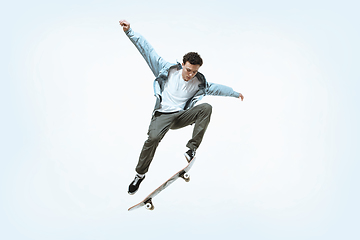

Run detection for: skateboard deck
[[128, 157, 196, 211]]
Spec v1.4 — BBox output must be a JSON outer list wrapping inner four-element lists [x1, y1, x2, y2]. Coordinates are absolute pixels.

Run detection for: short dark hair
[[183, 52, 203, 66]]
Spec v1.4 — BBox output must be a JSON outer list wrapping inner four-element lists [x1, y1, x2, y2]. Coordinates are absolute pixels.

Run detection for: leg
[[135, 113, 175, 174], [171, 103, 212, 151]]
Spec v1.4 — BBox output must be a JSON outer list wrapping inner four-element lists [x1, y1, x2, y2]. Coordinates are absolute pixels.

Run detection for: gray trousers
[[136, 103, 212, 174]]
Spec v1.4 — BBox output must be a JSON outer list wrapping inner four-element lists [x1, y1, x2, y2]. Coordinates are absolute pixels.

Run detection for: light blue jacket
[[125, 28, 240, 112]]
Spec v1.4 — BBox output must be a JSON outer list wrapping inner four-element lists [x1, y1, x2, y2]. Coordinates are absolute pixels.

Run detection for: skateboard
[[128, 157, 196, 211]]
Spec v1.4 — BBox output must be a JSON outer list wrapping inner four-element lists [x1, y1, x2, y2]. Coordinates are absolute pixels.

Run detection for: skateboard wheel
[[145, 202, 154, 210], [183, 173, 190, 182]]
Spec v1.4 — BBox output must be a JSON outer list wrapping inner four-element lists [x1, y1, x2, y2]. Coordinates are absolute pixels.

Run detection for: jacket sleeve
[[206, 82, 240, 98], [125, 28, 170, 77]]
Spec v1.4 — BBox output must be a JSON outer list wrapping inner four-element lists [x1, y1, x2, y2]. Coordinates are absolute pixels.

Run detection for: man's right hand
[[119, 20, 130, 32]]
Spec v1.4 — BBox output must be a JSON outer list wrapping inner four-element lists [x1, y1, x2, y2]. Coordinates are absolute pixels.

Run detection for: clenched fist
[[119, 20, 130, 32]]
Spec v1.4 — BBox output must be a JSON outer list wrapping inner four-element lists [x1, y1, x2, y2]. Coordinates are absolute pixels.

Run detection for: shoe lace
[[133, 175, 141, 185], [133, 175, 144, 186]]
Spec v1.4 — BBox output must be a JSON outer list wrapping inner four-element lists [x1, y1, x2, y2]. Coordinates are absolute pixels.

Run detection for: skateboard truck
[[144, 198, 154, 210], [179, 170, 190, 182]]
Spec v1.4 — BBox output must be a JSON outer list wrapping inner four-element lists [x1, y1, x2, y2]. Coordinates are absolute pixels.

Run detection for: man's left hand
[[239, 93, 244, 101]]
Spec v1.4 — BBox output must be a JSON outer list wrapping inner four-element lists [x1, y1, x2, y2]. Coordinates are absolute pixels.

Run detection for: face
[[182, 61, 201, 81]]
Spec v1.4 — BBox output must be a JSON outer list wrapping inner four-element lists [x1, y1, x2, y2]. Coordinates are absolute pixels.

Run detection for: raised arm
[[119, 20, 171, 77], [206, 82, 244, 101]]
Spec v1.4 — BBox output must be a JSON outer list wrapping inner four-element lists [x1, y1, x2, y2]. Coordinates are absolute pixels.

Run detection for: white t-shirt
[[158, 68, 200, 112]]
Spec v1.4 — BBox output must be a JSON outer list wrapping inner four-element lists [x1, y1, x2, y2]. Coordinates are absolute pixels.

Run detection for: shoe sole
[[184, 153, 194, 163]]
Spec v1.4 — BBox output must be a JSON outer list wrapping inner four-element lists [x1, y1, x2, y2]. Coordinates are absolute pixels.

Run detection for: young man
[[119, 20, 244, 195]]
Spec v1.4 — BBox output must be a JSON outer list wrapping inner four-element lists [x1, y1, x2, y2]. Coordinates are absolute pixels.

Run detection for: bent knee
[[147, 131, 163, 143], [201, 103, 212, 114], [147, 134, 160, 143]]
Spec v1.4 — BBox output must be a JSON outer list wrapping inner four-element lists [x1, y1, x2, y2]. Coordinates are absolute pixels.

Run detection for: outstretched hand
[[119, 20, 130, 32], [239, 93, 244, 101]]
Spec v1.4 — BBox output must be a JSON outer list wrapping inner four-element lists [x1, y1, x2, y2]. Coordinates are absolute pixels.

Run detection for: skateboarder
[[119, 20, 244, 195]]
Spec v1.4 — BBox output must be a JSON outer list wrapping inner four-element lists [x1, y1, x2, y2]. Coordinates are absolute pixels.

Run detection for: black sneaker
[[128, 174, 145, 195], [184, 149, 196, 162]]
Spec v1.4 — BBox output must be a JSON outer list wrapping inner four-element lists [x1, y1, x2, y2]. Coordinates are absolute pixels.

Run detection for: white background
[[1, 0, 359, 239]]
